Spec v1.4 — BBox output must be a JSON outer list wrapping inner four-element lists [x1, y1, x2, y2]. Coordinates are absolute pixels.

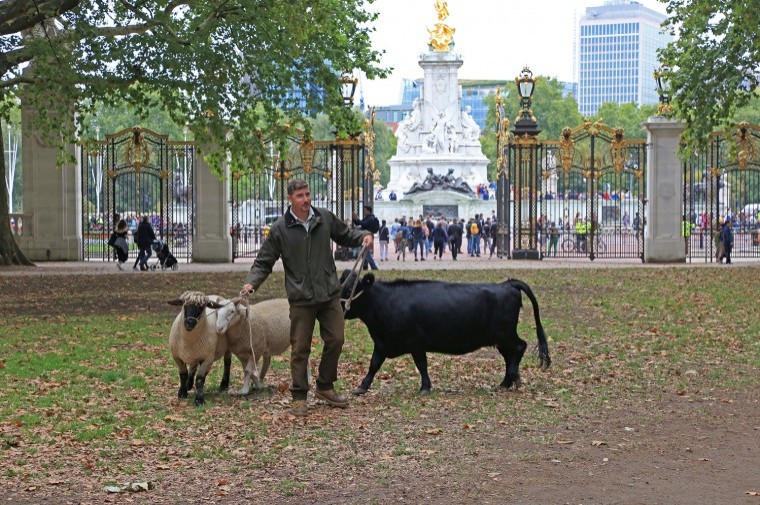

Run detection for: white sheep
[[167, 291, 229, 406], [215, 297, 292, 395]]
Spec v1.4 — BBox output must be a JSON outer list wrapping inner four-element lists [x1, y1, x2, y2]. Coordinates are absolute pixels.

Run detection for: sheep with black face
[[167, 291, 228, 406]]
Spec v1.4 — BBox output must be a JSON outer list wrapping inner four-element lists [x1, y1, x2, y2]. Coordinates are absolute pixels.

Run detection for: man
[[447, 219, 462, 261], [242, 179, 372, 417], [352, 205, 380, 271]]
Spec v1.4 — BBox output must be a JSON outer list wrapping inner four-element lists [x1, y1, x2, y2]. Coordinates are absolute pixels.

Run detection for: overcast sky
[[361, 0, 668, 106]]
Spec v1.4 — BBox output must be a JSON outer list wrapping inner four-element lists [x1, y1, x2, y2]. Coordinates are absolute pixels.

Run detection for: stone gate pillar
[[192, 150, 232, 262], [16, 103, 80, 261], [642, 117, 686, 263]]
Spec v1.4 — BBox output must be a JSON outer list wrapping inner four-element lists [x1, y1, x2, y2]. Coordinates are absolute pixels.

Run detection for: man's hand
[[362, 233, 374, 249], [352, 211, 359, 220], [241, 284, 255, 297]]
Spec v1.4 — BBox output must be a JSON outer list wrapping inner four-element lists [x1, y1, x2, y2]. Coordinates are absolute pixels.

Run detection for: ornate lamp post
[[494, 88, 511, 259], [654, 64, 673, 116], [511, 66, 541, 259]]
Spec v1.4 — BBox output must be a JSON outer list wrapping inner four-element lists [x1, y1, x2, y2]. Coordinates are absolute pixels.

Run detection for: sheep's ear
[[207, 301, 225, 309], [167, 299, 184, 306]]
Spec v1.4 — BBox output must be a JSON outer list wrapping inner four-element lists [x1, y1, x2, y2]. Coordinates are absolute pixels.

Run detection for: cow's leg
[[496, 332, 527, 390], [219, 350, 231, 391], [411, 351, 432, 395], [176, 360, 189, 399], [353, 348, 387, 395]]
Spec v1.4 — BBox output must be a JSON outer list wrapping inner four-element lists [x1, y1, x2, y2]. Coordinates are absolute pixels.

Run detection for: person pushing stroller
[[134, 216, 156, 271]]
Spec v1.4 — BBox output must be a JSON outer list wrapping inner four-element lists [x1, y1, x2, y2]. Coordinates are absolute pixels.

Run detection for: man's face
[[288, 186, 311, 215]]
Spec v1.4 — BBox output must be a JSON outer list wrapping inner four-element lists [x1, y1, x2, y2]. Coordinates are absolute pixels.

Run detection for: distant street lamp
[[513, 66, 540, 136], [340, 70, 358, 107], [654, 64, 673, 116]]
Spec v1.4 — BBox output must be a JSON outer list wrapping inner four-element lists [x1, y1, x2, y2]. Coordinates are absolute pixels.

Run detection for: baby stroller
[[150, 239, 178, 270]]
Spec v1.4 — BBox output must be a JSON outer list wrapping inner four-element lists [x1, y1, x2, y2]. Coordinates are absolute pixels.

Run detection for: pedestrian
[[352, 205, 380, 270], [378, 219, 390, 262], [720, 218, 733, 264], [397, 220, 409, 261], [447, 219, 461, 261], [431, 220, 448, 260], [108, 219, 130, 270], [411, 219, 426, 261], [547, 221, 559, 256], [242, 179, 372, 417], [133, 216, 156, 271]]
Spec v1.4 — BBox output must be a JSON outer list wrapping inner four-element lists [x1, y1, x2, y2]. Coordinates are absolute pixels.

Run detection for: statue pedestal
[[385, 49, 490, 199]]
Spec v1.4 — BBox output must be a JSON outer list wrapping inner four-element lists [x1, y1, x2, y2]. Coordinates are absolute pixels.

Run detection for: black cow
[[340, 272, 550, 395]]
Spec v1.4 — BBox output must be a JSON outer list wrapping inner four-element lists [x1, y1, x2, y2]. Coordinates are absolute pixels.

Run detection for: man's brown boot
[[315, 389, 348, 408], [291, 399, 308, 417]]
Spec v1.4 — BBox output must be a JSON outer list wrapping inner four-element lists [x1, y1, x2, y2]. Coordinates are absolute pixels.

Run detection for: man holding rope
[[242, 179, 373, 417]]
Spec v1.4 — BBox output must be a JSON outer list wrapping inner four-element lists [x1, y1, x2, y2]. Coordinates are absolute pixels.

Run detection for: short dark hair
[[287, 179, 309, 195], [364, 205, 373, 212]]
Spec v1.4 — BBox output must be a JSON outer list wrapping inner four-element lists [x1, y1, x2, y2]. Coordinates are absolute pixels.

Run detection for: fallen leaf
[[591, 440, 607, 446], [425, 428, 442, 435], [746, 491, 759, 496], [556, 440, 574, 445]]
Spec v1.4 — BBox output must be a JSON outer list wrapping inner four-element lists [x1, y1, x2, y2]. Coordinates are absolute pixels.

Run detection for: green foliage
[[0, 0, 388, 169], [481, 77, 583, 178], [591, 102, 658, 139], [660, 0, 759, 155], [733, 94, 760, 125]]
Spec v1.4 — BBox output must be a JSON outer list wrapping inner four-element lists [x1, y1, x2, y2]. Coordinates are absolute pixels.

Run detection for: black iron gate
[[684, 121, 760, 262], [81, 126, 194, 263], [538, 120, 647, 261], [230, 130, 371, 259]]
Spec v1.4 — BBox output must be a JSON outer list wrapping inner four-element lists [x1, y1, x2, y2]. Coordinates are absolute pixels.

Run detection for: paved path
[[0, 252, 750, 277]]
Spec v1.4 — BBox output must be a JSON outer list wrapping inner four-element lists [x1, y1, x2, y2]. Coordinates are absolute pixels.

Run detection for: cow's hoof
[[418, 389, 431, 397], [193, 398, 205, 407], [352, 387, 368, 396]]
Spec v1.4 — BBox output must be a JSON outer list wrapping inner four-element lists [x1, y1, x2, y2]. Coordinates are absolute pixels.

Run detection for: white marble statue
[[462, 106, 481, 142], [423, 111, 450, 154], [395, 98, 422, 152]]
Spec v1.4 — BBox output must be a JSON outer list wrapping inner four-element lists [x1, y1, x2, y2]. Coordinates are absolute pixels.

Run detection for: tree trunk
[[0, 119, 34, 266]]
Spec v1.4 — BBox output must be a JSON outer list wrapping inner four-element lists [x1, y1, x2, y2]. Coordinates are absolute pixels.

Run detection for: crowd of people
[[345, 211, 503, 265]]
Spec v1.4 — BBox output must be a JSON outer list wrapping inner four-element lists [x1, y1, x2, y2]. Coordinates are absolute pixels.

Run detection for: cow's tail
[[509, 279, 551, 369]]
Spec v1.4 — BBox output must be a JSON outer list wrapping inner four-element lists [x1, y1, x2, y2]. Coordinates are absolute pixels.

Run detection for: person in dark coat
[[108, 219, 130, 269], [720, 219, 733, 264], [134, 216, 156, 271], [447, 220, 462, 261]]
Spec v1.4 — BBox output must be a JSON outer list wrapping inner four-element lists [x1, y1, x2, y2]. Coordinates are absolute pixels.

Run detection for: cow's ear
[[167, 299, 184, 306], [362, 273, 376, 286]]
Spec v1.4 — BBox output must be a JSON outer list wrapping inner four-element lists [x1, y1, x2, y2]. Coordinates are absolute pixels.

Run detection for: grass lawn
[[0, 266, 758, 503]]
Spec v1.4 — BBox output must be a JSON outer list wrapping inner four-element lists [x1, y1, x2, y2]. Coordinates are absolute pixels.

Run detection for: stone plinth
[[192, 151, 232, 262], [642, 117, 686, 263]]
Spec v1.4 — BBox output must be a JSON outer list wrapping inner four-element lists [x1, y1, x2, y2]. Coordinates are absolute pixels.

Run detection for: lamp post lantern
[[513, 66, 540, 136], [654, 64, 673, 116], [340, 70, 358, 107]]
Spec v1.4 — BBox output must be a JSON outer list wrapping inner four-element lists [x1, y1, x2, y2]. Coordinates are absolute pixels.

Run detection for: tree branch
[[0, 0, 81, 36], [117, 0, 192, 45]]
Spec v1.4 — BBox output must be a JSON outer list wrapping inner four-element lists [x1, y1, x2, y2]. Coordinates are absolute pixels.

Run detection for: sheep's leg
[[176, 360, 189, 399], [219, 350, 231, 391], [234, 356, 257, 396], [257, 355, 271, 385], [187, 364, 197, 392], [194, 360, 214, 407]]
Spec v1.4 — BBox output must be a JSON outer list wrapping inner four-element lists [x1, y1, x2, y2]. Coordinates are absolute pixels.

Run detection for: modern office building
[[577, 0, 671, 117]]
